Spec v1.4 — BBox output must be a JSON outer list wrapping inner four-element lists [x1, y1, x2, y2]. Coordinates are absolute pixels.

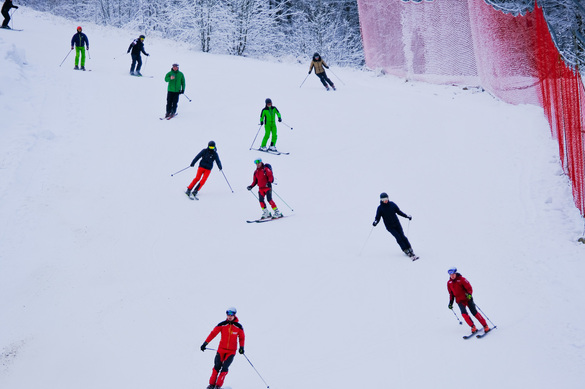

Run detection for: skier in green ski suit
[[164, 63, 185, 118], [259, 98, 282, 152]]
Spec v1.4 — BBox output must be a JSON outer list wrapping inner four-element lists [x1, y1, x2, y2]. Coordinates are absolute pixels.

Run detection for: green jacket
[[260, 106, 281, 125], [165, 69, 185, 93]]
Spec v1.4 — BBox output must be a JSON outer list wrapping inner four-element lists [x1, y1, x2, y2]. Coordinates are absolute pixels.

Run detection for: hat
[[380, 192, 389, 200], [139, 34, 145, 39], [172, 63, 179, 67], [265, 98, 272, 105], [77, 26, 82, 31], [226, 307, 237, 315]]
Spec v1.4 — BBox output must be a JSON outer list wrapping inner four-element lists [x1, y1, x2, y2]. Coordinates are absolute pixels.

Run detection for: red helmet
[[77, 26, 82, 31]]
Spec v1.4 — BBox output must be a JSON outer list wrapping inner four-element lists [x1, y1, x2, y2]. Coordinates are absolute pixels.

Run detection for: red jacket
[[250, 164, 273, 190], [205, 317, 245, 355], [447, 274, 473, 305]]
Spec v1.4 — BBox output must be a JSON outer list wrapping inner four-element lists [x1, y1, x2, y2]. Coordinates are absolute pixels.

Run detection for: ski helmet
[[139, 34, 145, 39], [208, 140, 216, 148], [254, 158, 263, 165], [77, 26, 82, 31], [448, 267, 457, 275], [313, 52, 320, 60], [226, 307, 237, 315], [380, 192, 389, 200], [265, 98, 272, 105]]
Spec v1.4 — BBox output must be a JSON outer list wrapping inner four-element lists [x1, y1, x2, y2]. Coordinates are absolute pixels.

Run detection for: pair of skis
[[246, 215, 288, 223], [160, 113, 179, 120], [462, 326, 497, 339], [251, 148, 289, 156]]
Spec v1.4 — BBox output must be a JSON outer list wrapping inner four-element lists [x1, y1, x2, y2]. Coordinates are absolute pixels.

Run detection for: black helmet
[[313, 52, 320, 59], [208, 140, 216, 148], [380, 192, 389, 200], [265, 98, 272, 105], [139, 34, 145, 39]]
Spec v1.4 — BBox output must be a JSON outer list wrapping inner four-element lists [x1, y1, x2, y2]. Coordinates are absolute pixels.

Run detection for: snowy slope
[[1, 7, 584, 389]]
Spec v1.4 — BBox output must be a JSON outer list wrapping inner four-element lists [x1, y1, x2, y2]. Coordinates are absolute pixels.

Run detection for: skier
[[127, 34, 149, 76], [247, 158, 282, 219], [259, 98, 282, 152], [70, 26, 89, 70], [1, 0, 18, 29], [373, 192, 417, 259], [164, 63, 185, 118], [447, 267, 490, 335], [308, 52, 335, 91], [185, 140, 222, 199], [200, 307, 245, 389]]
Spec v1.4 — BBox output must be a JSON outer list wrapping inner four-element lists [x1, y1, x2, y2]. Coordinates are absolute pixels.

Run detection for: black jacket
[[190, 148, 222, 171], [375, 201, 408, 230], [127, 39, 148, 56], [2, 1, 17, 14]]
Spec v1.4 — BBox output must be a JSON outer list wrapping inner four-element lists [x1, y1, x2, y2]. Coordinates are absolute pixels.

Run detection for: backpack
[[263, 163, 274, 183]]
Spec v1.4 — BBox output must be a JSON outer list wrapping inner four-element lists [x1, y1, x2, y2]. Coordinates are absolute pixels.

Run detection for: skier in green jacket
[[259, 98, 282, 152], [164, 63, 185, 118]]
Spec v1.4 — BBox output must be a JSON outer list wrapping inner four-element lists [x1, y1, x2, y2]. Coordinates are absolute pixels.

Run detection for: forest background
[[17, 0, 364, 66]]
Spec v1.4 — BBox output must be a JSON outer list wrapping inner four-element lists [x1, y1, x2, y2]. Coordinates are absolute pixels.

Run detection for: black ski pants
[[166, 91, 180, 115], [457, 299, 479, 316], [214, 352, 235, 372], [316, 71, 334, 88], [386, 224, 411, 252], [2, 9, 10, 27], [130, 53, 142, 72]]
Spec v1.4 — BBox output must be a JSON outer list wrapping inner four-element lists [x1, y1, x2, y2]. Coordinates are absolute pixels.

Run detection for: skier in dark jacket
[[373, 192, 417, 259], [185, 141, 222, 198], [447, 267, 490, 335], [70, 26, 89, 70], [308, 52, 335, 91], [200, 307, 245, 389], [127, 34, 149, 76], [1, 0, 18, 29]]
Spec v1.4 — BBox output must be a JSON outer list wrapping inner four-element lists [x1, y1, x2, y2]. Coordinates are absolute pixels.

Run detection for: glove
[[14, 6, 19, 8], [448, 303, 453, 310], [466, 294, 472, 300], [146, 53, 150, 56], [238, 347, 244, 354], [267, 182, 272, 188], [179, 90, 184, 94], [408, 215, 412, 220], [325, 65, 329, 69], [308, 71, 311, 74], [200, 342, 208, 351], [278, 117, 282, 122], [247, 185, 253, 191], [372, 220, 378, 227]]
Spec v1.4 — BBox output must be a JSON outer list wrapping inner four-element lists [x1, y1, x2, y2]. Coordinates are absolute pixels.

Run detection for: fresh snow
[[1, 7, 584, 389]]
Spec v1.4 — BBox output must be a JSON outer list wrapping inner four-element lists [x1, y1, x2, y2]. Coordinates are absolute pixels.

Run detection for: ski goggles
[[448, 268, 457, 275], [254, 159, 262, 164], [226, 310, 236, 316], [208, 146, 215, 149]]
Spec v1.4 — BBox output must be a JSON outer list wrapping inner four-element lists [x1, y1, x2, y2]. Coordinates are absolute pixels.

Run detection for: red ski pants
[[209, 352, 235, 387], [188, 167, 211, 191], [258, 188, 277, 209]]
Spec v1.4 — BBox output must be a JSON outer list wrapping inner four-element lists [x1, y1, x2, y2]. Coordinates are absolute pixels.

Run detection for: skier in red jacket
[[247, 158, 282, 219], [201, 307, 245, 389], [447, 267, 490, 334]]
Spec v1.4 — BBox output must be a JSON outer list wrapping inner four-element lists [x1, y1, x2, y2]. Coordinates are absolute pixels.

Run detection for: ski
[[463, 330, 482, 340], [251, 148, 289, 155], [0, 28, 23, 31], [476, 327, 496, 338], [130, 74, 154, 78], [411, 255, 420, 261], [185, 192, 199, 201], [160, 113, 179, 120], [246, 215, 288, 223]]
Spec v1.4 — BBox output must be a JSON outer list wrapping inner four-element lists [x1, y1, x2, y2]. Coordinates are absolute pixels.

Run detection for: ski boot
[[81, 66, 86, 71], [470, 326, 478, 334], [268, 145, 277, 152], [185, 189, 192, 198], [74, 65, 79, 70], [273, 208, 283, 219], [259, 146, 267, 152], [483, 325, 490, 333], [136, 71, 142, 76], [261, 208, 272, 219]]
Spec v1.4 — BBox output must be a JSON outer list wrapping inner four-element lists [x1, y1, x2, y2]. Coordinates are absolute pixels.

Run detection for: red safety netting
[[357, 0, 585, 216]]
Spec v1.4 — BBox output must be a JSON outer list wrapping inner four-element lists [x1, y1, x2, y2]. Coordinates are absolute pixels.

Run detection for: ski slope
[[1, 7, 584, 389]]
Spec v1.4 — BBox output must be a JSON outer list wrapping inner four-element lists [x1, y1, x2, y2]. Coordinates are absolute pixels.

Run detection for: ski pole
[[299, 73, 310, 88], [170, 166, 190, 177], [182, 93, 192, 102], [220, 170, 234, 193], [358, 225, 375, 257], [475, 303, 497, 328], [242, 353, 270, 388], [59, 49, 73, 67], [87, 49, 91, 60], [406, 219, 411, 237], [272, 190, 294, 211], [451, 308, 462, 325], [249, 124, 263, 150], [328, 68, 345, 85], [248, 189, 259, 200], [281, 121, 294, 130], [9, 8, 16, 29]]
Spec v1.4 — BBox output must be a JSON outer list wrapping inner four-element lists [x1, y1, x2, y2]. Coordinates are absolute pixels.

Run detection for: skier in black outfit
[[185, 141, 223, 198], [127, 34, 149, 76], [373, 192, 417, 259], [1, 0, 18, 29]]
